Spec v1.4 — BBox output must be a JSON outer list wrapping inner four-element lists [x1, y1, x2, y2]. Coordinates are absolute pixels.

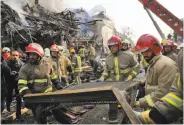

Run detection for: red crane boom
[[139, 0, 183, 37]]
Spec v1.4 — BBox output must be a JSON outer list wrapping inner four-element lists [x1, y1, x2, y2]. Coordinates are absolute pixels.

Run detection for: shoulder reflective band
[[28, 79, 48, 83], [144, 95, 154, 107], [18, 79, 28, 85], [114, 57, 119, 81], [162, 93, 183, 111], [177, 75, 182, 92]]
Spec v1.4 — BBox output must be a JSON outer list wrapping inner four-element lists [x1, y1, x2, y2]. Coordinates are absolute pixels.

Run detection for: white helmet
[[58, 45, 65, 52], [44, 48, 50, 57], [2, 47, 10, 52]]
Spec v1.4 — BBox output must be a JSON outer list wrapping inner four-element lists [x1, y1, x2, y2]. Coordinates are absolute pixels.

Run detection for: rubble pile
[[1, 1, 93, 49]]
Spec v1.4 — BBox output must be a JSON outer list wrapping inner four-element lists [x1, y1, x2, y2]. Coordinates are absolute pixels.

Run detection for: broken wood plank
[[112, 88, 142, 124]]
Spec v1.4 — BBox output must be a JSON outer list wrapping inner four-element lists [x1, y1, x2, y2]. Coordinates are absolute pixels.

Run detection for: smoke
[[88, 5, 106, 16], [2, 0, 29, 26], [38, 0, 69, 12]]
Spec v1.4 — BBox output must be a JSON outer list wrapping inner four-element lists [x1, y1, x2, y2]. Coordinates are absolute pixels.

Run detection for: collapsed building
[[1, 0, 100, 52]]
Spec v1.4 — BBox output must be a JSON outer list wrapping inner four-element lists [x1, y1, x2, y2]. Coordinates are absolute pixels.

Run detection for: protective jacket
[[165, 52, 177, 62], [78, 48, 87, 58], [153, 49, 183, 123], [18, 58, 60, 94], [59, 53, 72, 77], [100, 51, 140, 81], [139, 54, 179, 109], [88, 47, 96, 60]]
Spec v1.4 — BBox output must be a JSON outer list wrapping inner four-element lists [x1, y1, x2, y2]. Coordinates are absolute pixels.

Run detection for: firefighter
[[134, 34, 179, 110], [50, 44, 67, 86], [135, 48, 183, 124], [17, 43, 63, 123], [70, 48, 82, 84], [58, 45, 73, 86], [89, 59, 104, 79], [2, 47, 11, 60], [78, 44, 88, 66], [98, 36, 140, 124], [88, 44, 96, 60], [120, 39, 131, 51], [162, 40, 178, 62], [3, 51, 24, 120]]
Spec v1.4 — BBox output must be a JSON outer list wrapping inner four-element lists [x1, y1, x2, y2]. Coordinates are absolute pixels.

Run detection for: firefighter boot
[[108, 104, 118, 124]]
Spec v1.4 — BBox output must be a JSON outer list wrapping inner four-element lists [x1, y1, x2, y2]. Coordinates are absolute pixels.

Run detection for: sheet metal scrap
[[24, 76, 145, 106], [23, 77, 144, 124]]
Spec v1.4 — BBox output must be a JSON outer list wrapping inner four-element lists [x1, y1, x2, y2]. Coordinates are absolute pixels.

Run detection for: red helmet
[[50, 44, 60, 52], [26, 43, 44, 57], [162, 40, 174, 47], [107, 36, 121, 48], [135, 34, 162, 55]]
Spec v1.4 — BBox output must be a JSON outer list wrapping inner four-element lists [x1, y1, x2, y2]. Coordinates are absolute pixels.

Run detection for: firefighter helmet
[[26, 43, 44, 57], [107, 36, 121, 48], [70, 49, 75, 53], [57, 45, 64, 52], [50, 44, 60, 52], [121, 39, 131, 47], [135, 34, 162, 55], [162, 40, 174, 47], [2, 47, 10, 52]]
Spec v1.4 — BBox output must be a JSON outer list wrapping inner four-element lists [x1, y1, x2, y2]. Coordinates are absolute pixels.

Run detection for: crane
[[138, 0, 183, 39]]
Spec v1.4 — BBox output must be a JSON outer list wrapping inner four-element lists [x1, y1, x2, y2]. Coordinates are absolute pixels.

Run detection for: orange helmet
[[135, 34, 162, 55], [26, 43, 44, 57], [107, 36, 121, 48], [50, 44, 60, 52]]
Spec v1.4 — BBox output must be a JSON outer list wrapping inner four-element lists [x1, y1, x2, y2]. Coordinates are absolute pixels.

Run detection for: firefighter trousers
[[73, 72, 81, 84]]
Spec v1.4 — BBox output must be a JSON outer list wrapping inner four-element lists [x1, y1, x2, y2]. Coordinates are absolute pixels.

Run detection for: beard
[[163, 50, 171, 55], [144, 53, 155, 63]]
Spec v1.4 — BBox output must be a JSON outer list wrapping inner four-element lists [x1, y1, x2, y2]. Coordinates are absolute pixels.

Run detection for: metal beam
[[24, 86, 116, 105], [112, 88, 142, 124]]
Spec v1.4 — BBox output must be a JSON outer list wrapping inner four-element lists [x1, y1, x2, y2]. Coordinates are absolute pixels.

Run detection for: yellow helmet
[[70, 49, 75, 53], [161, 39, 167, 45]]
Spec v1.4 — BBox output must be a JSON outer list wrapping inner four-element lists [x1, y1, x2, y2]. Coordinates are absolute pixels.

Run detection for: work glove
[[134, 110, 154, 124]]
